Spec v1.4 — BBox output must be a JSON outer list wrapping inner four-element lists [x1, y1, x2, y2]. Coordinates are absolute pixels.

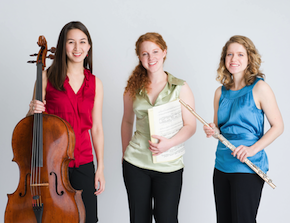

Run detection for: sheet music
[[148, 100, 185, 163]]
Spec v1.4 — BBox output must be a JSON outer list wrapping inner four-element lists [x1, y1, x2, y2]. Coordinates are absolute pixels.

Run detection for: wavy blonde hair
[[125, 32, 167, 99], [217, 35, 264, 89]]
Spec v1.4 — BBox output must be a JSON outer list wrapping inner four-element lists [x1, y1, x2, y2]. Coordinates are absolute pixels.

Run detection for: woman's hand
[[232, 145, 257, 163], [28, 99, 46, 115], [203, 123, 218, 138], [94, 169, 105, 196], [148, 135, 172, 156]]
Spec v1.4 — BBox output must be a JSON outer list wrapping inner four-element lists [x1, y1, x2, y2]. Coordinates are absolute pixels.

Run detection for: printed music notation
[[148, 100, 185, 163]]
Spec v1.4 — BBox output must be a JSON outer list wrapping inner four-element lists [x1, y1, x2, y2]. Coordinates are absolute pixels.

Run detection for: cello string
[[36, 113, 40, 206], [38, 113, 42, 206], [37, 62, 43, 206], [34, 62, 43, 207], [31, 114, 37, 206]]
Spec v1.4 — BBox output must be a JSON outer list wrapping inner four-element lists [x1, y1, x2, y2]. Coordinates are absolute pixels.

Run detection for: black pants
[[69, 162, 98, 223], [213, 168, 264, 223], [123, 160, 183, 223]]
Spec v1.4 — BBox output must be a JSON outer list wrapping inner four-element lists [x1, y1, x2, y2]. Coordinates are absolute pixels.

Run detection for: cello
[[5, 36, 85, 223]]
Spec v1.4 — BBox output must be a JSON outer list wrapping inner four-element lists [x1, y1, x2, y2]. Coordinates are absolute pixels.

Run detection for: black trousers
[[69, 162, 98, 223], [122, 160, 183, 223], [213, 168, 264, 223]]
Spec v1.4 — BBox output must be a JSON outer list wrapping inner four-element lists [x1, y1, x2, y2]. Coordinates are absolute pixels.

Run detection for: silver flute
[[179, 99, 276, 189]]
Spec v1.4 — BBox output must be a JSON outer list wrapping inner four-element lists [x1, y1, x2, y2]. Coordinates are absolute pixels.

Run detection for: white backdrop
[[0, 0, 289, 222]]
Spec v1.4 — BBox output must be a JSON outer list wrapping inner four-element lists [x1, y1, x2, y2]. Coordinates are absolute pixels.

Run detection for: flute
[[179, 99, 276, 189]]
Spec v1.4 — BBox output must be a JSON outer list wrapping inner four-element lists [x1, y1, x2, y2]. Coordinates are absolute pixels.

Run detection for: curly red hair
[[125, 32, 167, 99]]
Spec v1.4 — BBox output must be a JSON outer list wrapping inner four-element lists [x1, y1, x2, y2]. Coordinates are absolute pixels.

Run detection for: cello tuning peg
[[29, 53, 38, 57], [27, 60, 37, 63], [47, 54, 55, 59], [48, 47, 56, 53]]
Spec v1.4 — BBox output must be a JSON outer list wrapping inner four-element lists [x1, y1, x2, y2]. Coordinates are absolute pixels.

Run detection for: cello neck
[[35, 46, 45, 102]]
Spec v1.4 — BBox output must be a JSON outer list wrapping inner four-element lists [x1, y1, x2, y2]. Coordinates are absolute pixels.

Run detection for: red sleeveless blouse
[[45, 69, 95, 167]]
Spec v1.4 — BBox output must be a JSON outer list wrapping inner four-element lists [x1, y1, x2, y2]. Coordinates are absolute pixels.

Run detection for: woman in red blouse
[[27, 21, 105, 223]]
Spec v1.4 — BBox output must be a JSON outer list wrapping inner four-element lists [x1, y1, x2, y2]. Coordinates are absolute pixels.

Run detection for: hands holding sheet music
[[148, 135, 173, 156]]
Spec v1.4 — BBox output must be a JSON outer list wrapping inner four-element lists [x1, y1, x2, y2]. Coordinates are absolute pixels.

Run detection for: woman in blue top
[[204, 35, 284, 223]]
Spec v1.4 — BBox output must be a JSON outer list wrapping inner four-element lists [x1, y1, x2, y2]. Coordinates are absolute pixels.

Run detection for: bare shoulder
[[253, 79, 278, 111], [214, 86, 222, 106], [123, 90, 134, 104], [253, 79, 275, 102], [180, 82, 194, 100], [123, 90, 130, 98], [95, 76, 103, 85], [181, 81, 190, 89], [95, 76, 103, 92], [214, 86, 222, 101], [215, 86, 222, 94], [179, 82, 195, 111], [253, 79, 272, 93], [180, 81, 193, 95], [122, 90, 134, 118]]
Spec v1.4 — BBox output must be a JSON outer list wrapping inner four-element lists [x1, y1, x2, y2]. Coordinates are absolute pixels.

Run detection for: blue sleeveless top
[[215, 78, 269, 173]]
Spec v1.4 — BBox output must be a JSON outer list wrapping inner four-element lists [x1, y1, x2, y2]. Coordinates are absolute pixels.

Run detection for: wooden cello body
[[4, 36, 85, 223]]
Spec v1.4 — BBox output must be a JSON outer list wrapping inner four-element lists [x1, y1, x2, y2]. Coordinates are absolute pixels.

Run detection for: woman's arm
[[121, 91, 135, 158], [203, 86, 221, 138], [27, 70, 47, 116], [91, 77, 105, 195], [148, 82, 197, 155], [233, 80, 284, 162]]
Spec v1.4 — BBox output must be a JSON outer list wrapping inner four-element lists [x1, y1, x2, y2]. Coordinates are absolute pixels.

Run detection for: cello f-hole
[[19, 173, 30, 197], [50, 172, 64, 196]]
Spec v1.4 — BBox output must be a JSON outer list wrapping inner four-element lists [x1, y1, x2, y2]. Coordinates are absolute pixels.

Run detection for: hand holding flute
[[179, 99, 276, 189]]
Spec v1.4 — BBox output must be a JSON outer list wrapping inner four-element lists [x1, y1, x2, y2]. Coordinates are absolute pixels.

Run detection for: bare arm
[[233, 80, 284, 162], [149, 82, 197, 155], [121, 91, 135, 158], [203, 86, 221, 137], [91, 77, 105, 195]]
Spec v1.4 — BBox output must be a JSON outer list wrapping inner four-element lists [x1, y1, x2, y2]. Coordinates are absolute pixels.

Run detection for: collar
[[138, 72, 184, 95], [166, 71, 184, 88]]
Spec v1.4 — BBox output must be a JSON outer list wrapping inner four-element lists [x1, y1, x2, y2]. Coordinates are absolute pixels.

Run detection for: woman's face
[[138, 41, 166, 75], [225, 43, 248, 77], [65, 29, 91, 64]]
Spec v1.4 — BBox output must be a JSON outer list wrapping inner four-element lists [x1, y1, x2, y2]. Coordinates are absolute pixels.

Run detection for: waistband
[[221, 133, 260, 141]]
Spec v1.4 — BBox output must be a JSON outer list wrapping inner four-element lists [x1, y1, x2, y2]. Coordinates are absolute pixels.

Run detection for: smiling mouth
[[149, 62, 157, 66], [73, 53, 82, 56]]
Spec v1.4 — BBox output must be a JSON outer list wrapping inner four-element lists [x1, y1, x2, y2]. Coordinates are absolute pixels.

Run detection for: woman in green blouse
[[121, 32, 196, 223]]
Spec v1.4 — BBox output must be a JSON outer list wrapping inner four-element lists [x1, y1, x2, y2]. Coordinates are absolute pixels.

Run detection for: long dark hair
[[47, 21, 93, 91]]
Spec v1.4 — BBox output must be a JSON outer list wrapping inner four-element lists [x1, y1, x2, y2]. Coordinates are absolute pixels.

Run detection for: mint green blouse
[[123, 72, 185, 173]]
